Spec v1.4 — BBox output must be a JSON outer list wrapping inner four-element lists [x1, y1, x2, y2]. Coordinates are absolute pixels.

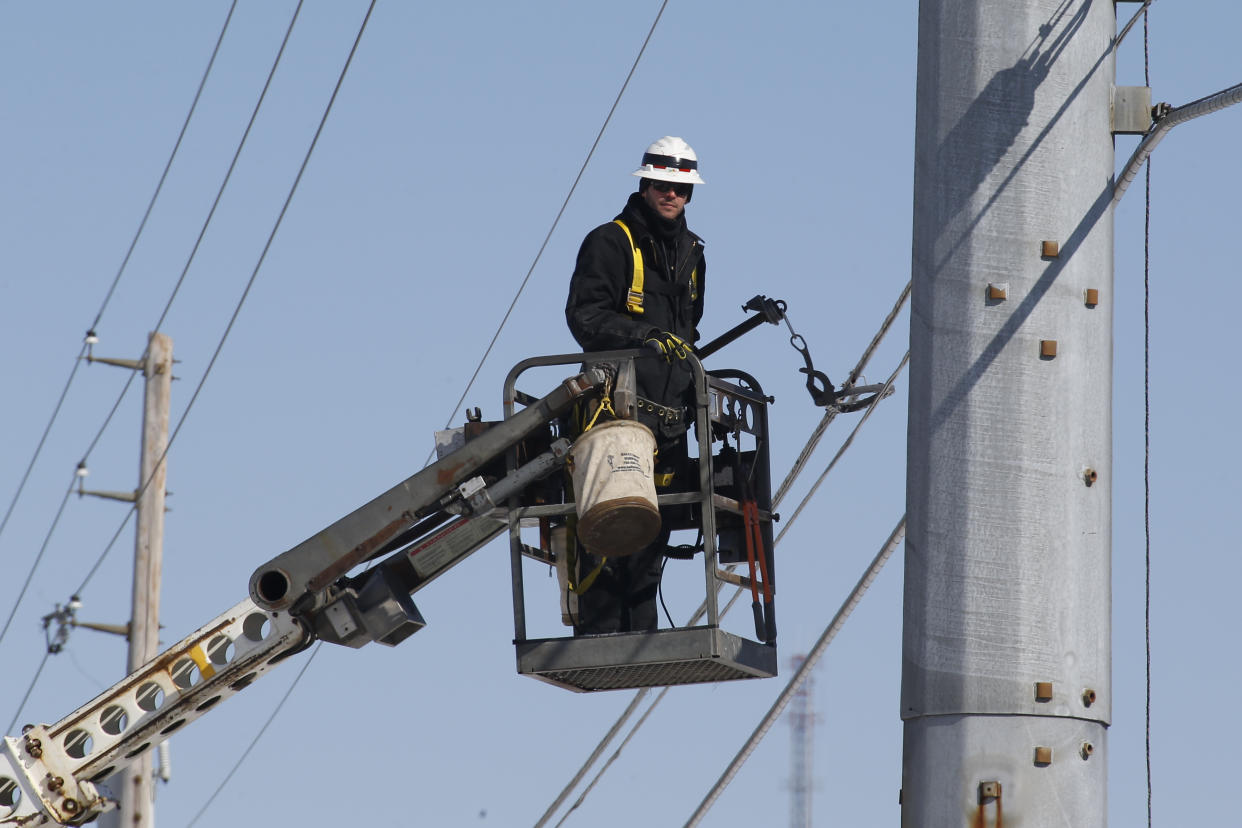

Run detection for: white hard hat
[[631, 136, 705, 185]]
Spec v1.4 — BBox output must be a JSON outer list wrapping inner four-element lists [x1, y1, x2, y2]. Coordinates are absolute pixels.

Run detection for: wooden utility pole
[[903, 2, 1115, 825], [119, 332, 172, 828]]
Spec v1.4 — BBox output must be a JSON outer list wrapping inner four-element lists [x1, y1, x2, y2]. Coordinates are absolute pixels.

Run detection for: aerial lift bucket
[[504, 351, 778, 692]]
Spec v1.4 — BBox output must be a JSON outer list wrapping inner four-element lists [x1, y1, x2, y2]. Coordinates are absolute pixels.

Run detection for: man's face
[[641, 179, 690, 220]]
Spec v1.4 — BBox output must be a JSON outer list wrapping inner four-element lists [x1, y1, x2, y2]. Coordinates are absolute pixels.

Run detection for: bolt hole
[[64, 729, 93, 759], [100, 705, 129, 736], [136, 682, 164, 713], [242, 613, 271, 642], [230, 672, 259, 692], [170, 658, 201, 690], [206, 634, 235, 666], [0, 777, 21, 810], [123, 742, 151, 760], [160, 719, 187, 736], [195, 696, 223, 713], [89, 766, 116, 784]]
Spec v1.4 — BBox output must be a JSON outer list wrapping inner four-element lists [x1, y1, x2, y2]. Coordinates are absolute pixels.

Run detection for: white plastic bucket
[[571, 419, 661, 557]]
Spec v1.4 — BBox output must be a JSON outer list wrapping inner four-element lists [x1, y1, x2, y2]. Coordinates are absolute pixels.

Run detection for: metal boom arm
[[1, 369, 603, 826]]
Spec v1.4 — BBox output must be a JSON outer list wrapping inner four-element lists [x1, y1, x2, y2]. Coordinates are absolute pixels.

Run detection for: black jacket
[[566, 193, 705, 421]]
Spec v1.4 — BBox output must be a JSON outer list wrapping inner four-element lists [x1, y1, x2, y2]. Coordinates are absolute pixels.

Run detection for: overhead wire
[[534, 284, 910, 826], [1143, 10, 1153, 828], [426, 0, 672, 464], [163, 6, 384, 824], [184, 642, 321, 828], [1115, 0, 1153, 48], [0, 0, 238, 557], [0, 0, 306, 660], [4, 0, 370, 749], [203, 2, 667, 816], [75, 0, 314, 598], [4, 651, 51, 735], [775, 280, 910, 506], [552, 685, 668, 828], [684, 516, 907, 827]]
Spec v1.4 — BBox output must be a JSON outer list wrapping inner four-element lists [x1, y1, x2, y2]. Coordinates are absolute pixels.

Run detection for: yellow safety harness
[[613, 219, 697, 316]]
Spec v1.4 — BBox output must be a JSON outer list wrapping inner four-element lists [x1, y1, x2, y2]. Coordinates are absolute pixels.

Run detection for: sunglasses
[[649, 180, 692, 198]]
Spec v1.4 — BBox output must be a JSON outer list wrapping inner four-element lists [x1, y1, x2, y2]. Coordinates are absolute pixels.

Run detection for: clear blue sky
[[1, 3, 1238, 826]]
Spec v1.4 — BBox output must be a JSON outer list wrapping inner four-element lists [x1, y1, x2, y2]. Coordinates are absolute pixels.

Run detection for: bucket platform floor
[[516, 626, 777, 692]]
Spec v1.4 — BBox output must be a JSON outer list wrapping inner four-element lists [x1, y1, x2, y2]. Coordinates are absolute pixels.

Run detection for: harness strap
[[614, 219, 698, 314], [613, 220, 645, 315]]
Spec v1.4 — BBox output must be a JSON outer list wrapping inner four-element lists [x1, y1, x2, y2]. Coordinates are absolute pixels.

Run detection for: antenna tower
[[788, 654, 814, 828]]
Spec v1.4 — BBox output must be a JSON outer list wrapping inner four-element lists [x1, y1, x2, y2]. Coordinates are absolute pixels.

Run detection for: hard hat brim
[[632, 167, 705, 185]]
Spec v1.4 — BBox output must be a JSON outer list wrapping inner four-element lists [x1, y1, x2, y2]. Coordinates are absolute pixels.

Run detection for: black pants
[[572, 529, 668, 634]]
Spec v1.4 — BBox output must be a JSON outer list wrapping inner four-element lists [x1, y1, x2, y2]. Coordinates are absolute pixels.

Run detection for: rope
[[684, 516, 906, 827]]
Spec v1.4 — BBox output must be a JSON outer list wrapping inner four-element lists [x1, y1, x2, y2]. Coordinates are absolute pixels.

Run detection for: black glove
[[643, 331, 692, 362]]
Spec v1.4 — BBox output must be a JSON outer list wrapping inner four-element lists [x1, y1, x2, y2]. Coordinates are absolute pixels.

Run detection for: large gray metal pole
[[118, 332, 172, 828], [903, 2, 1114, 825]]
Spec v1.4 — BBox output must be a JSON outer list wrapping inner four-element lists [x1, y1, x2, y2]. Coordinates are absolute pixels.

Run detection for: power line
[[184, 643, 322, 828], [1143, 10, 1153, 828], [777, 354, 909, 545], [4, 650, 51, 735], [210, 0, 667, 817], [685, 516, 906, 827], [552, 686, 668, 828], [776, 280, 910, 506], [0, 478, 77, 649], [428, 0, 672, 460], [0, 0, 304, 652], [72, 0, 313, 598], [173, 7, 380, 823], [4, 0, 364, 746], [146, 1, 304, 336], [0, 1, 238, 558]]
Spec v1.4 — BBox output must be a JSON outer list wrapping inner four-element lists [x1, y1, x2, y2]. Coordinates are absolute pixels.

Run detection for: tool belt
[[636, 396, 686, 426]]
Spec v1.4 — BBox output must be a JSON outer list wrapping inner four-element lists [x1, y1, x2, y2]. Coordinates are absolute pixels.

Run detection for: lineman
[[565, 136, 706, 635]]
